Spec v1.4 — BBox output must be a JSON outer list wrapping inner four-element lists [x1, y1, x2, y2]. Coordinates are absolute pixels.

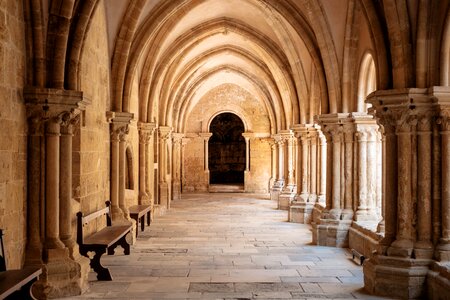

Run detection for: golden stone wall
[[0, 0, 27, 269], [75, 2, 112, 233], [183, 84, 271, 192]]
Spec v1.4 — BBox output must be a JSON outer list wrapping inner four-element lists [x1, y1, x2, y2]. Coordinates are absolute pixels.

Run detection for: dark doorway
[[209, 113, 246, 184]]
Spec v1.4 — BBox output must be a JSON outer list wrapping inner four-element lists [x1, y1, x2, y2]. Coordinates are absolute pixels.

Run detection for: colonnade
[[269, 112, 383, 247]]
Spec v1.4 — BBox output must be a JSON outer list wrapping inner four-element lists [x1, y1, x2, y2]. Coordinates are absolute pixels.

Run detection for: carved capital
[[159, 126, 172, 141], [172, 133, 184, 144]]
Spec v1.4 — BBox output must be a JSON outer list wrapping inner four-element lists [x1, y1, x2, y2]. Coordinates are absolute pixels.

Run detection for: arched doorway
[[209, 113, 246, 185]]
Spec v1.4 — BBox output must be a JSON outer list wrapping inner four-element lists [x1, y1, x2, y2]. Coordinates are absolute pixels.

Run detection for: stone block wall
[[75, 3, 112, 235], [245, 138, 271, 193], [0, 0, 27, 269]]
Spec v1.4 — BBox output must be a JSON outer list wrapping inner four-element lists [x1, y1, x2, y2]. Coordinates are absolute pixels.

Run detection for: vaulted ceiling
[[105, 0, 353, 132]]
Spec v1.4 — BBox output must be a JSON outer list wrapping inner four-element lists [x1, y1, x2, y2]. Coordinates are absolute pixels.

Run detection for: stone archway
[[208, 113, 246, 185]]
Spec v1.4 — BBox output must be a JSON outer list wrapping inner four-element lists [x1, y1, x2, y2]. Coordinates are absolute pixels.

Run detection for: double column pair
[[24, 88, 91, 298], [312, 113, 382, 247], [363, 87, 450, 299], [108, 112, 134, 222], [289, 125, 326, 223]]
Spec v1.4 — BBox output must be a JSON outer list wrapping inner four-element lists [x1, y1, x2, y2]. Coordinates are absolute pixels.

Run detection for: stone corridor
[[63, 194, 393, 300]]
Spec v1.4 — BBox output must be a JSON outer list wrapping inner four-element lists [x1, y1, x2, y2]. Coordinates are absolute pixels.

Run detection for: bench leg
[[147, 211, 151, 226], [140, 216, 145, 232], [108, 234, 131, 255], [92, 248, 113, 281]]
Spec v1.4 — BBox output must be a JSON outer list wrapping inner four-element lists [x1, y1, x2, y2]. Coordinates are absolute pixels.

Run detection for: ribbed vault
[[109, 0, 341, 132]]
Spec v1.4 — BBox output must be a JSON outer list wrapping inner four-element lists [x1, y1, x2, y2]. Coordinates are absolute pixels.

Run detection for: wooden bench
[[0, 229, 42, 299], [77, 201, 132, 281], [128, 205, 152, 237]]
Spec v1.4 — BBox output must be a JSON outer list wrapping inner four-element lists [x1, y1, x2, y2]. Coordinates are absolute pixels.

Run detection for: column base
[[33, 248, 90, 299], [348, 222, 383, 261], [363, 254, 432, 299], [159, 182, 169, 209], [172, 182, 181, 200], [278, 190, 296, 210], [289, 202, 313, 224], [427, 261, 450, 300], [312, 218, 352, 247]]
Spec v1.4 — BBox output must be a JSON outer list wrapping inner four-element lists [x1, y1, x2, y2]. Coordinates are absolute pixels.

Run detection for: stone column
[[363, 87, 449, 299], [181, 137, 189, 193], [159, 126, 172, 209], [313, 114, 352, 247], [270, 134, 283, 202], [436, 93, 450, 260], [109, 112, 133, 221], [199, 132, 213, 190], [45, 117, 66, 250], [172, 133, 184, 200], [59, 114, 79, 257], [138, 122, 156, 205], [318, 130, 327, 205], [118, 131, 129, 217], [309, 129, 318, 203], [25, 117, 44, 265], [289, 124, 317, 223], [279, 130, 296, 210], [268, 138, 277, 190]]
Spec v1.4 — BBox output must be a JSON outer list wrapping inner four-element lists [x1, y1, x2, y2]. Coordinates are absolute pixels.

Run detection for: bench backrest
[[76, 201, 112, 245], [0, 229, 6, 271]]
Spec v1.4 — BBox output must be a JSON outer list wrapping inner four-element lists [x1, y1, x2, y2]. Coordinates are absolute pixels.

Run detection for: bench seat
[[0, 267, 42, 299], [129, 205, 151, 237], [83, 225, 133, 247]]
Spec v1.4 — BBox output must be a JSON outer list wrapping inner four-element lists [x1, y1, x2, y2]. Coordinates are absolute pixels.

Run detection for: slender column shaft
[[367, 131, 377, 215], [271, 142, 277, 186], [394, 127, 414, 248], [60, 122, 75, 249], [111, 133, 122, 217], [204, 138, 209, 171], [331, 131, 341, 212], [26, 120, 43, 263], [245, 138, 250, 171], [278, 141, 285, 182], [343, 130, 353, 211], [416, 120, 432, 249], [119, 135, 129, 216], [310, 134, 317, 201], [325, 133, 333, 210], [45, 119, 65, 249], [319, 133, 327, 204], [300, 136, 309, 196], [440, 129, 450, 244], [139, 136, 147, 203], [383, 126, 397, 244], [358, 132, 368, 211], [287, 137, 294, 185]]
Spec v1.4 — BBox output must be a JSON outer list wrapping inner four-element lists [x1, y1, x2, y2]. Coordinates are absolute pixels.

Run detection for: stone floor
[[63, 193, 395, 300]]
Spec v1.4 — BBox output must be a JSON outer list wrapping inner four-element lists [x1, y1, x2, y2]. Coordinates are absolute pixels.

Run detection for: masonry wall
[[183, 84, 271, 192], [74, 2, 112, 234], [0, 0, 27, 269]]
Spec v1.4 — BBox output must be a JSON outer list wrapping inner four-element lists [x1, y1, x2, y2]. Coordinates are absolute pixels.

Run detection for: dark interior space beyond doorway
[[209, 113, 246, 184]]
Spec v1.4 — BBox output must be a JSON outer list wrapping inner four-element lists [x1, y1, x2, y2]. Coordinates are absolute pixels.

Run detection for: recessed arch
[[357, 52, 376, 112]]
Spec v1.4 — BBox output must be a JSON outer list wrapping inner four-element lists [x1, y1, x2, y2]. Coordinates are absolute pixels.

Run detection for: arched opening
[[209, 113, 246, 185], [357, 53, 376, 112], [125, 146, 134, 190]]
